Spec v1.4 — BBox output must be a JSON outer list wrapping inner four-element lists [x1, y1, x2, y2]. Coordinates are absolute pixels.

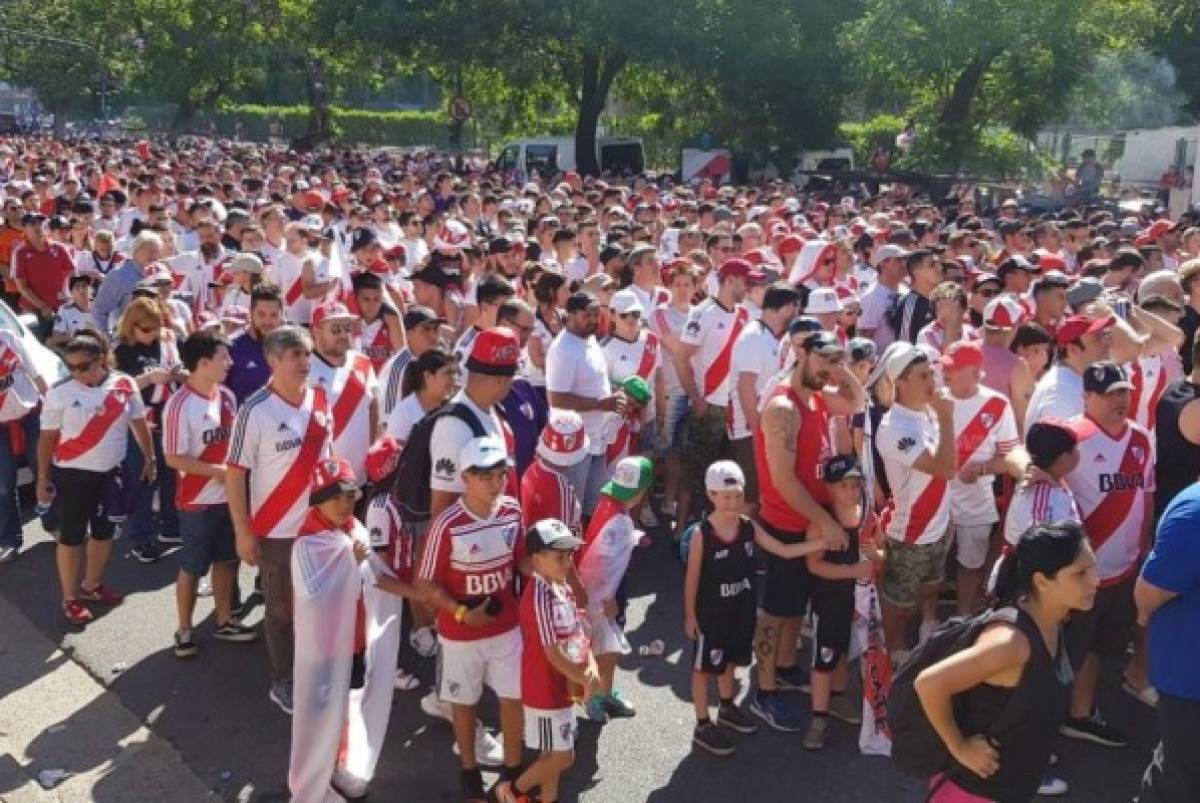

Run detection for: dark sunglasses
[[976, 288, 1000, 299], [68, 357, 99, 373]]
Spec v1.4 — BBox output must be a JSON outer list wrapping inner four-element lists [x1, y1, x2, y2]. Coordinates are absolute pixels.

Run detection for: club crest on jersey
[[1131, 445, 1145, 465], [980, 412, 994, 429], [744, 540, 754, 557], [502, 524, 518, 549], [709, 648, 724, 666]]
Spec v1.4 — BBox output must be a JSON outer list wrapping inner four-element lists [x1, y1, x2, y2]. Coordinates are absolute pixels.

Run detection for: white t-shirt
[[1004, 480, 1080, 546], [162, 383, 237, 510], [428, 390, 506, 493], [949, 387, 1020, 526], [376, 348, 413, 419], [51, 303, 98, 339], [227, 385, 333, 539], [42, 372, 145, 473], [876, 402, 951, 545], [545, 330, 612, 454], [525, 316, 556, 387], [0, 330, 41, 423], [386, 391, 427, 446], [728, 319, 783, 440], [1026, 363, 1084, 426], [859, 282, 900, 349], [308, 352, 378, 485], [650, 303, 689, 397], [681, 297, 750, 406], [274, 250, 317, 325]]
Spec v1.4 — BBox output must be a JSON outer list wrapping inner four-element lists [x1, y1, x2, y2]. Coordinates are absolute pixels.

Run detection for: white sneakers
[[421, 691, 503, 767]]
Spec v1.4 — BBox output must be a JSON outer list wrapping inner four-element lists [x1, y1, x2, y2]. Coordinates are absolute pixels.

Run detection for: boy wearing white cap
[[577, 455, 654, 723], [684, 460, 835, 757], [416, 435, 526, 802]]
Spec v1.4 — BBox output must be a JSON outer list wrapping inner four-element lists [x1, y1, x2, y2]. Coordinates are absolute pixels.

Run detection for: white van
[[494, 137, 645, 180]]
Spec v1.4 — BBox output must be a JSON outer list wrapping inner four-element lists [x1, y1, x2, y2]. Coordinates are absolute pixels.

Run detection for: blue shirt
[[92, 258, 145, 332], [225, 331, 270, 404], [1141, 482, 1200, 701]]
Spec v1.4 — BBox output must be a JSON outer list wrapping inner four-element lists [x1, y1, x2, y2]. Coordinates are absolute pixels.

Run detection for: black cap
[[998, 220, 1024, 237], [350, 227, 377, 252], [47, 215, 70, 231], [566, 291, 599, 314], [403, 305, 444, 329], [525, 518, 583, 554], [848, 337, 878, 363], [787, 315, 822, 337], [997, 255, 1038, 276], [410, 263, 458, 289], [822, 454, 864, 483], [488, 236, 514, 255], [1083, 360, 1134, 394], [802, 331, 845, 356], [1025, 419, 1078, 469], [21, 212, 45, 226]]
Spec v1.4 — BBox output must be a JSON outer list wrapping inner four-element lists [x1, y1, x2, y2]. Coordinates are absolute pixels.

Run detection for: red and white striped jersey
[[1129, 353, 1174, 434], [1064, 416, 1154, 585], [145, 330, 181, 408], [365, 492, 413, 580], [877, 403, 951, 545], [227, 385, 334, 539], [603, 330, 660, 424], [416, 495, 524, 642], [577, 495, 639, 602], [42, 372, 145, 473], [308, 351, 377, 485], [519, 458, 582, 536], [0, 330, 41, 423], [356, 316, 393, 373], [949, 387, 1020, 526], [1003, 480, 1081, 546], [916, 320, 980, 356], [520, 573, 586, 710], [274, 250, 315, 325], [680, 297, 749, 406], [162, 383, 237, 510]]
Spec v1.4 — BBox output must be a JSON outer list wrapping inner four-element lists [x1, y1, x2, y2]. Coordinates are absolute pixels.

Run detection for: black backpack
[[889, 607, 1023, 779], [390, 402, 486, 523]]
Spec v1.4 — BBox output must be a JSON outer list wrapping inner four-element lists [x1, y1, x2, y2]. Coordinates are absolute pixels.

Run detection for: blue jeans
[[0, 413, 39, 548], [123, 427, 178, 546]]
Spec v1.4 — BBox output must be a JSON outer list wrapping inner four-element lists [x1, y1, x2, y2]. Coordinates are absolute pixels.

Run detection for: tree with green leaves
[[844, 0, 1158, 170], [1155, 0, 1200, 118]]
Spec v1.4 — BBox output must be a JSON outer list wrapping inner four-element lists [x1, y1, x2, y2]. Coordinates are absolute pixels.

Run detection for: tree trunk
[[937, 52, 998, 170], [302, 56, 333, 147], [573, 48, 626, 177]]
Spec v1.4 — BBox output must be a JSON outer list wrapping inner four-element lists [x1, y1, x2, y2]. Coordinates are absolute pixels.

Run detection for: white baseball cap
[[705, 460, 746, 492], [884, 342, 929, 382], [609, 289, 644, 316], [983, 295, 1025, 329], [459, 436, 512, 474], [804, 287, 844, 315], [871, 243, 910, 267]]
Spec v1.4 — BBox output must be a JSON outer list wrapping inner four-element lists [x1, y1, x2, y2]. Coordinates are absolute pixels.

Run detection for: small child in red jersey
[[498, 519, 598, 803]]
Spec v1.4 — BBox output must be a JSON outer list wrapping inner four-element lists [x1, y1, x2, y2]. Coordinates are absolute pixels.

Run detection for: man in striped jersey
[[162, 329, 257, 659], [377, 305, 443, 419], [226, 325, 333, 714]]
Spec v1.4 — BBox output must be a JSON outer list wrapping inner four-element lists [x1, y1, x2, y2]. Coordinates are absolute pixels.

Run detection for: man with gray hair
[[94, 230, 163, 330], [227, 324, 333, 715]]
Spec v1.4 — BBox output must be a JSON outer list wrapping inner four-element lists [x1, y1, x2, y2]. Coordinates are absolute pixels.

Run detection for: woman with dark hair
[[1008, 321, 1053, 433], [914, 521, 1099, 802], [384, 348, 455, 446], [37, 330, 157, 625]]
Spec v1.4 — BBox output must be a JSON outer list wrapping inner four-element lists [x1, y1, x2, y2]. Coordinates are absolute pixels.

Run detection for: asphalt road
[[0, 511, 1158, 803]]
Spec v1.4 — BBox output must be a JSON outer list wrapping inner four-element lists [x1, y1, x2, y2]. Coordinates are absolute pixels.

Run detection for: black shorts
[[53, 466, 116, 547], [759, 519, 813, 618], [1065, 573, 1137, 669], [692, 621, 754, 675], [810, 581, 854, 672]]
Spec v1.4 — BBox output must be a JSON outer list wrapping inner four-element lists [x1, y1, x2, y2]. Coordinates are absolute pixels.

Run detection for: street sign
[[448, 96, 473, 122]]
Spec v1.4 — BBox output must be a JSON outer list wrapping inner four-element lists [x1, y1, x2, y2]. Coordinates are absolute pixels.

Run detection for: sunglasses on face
[[68, 357, 99, 373], [617, 312, 641, 320], [326, 323, 355, 335]]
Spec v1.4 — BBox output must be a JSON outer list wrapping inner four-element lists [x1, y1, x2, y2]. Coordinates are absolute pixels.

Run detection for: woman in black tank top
[[1154, 376, 1200, 517], [914, 521, 1099, 802]]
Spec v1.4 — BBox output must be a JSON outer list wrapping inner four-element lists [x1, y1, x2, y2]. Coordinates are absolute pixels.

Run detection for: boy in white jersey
[[1001, 419, 1081, 550], [48, 275, 98, 349], [163, 330, 257, 658]]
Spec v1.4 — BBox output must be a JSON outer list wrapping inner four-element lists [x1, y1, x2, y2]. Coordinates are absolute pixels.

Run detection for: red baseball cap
[[1145, 219, 1172, 240], [776, 234, 805, 257], [1035, 253, 1067, 273], [1055, 314, 1115, 347], [465, 326, 520, 377], [940, 341, 984, 371], [717, 257, 754, 281], [309, 457, 358, 505], [311, 301, 358, 328]]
